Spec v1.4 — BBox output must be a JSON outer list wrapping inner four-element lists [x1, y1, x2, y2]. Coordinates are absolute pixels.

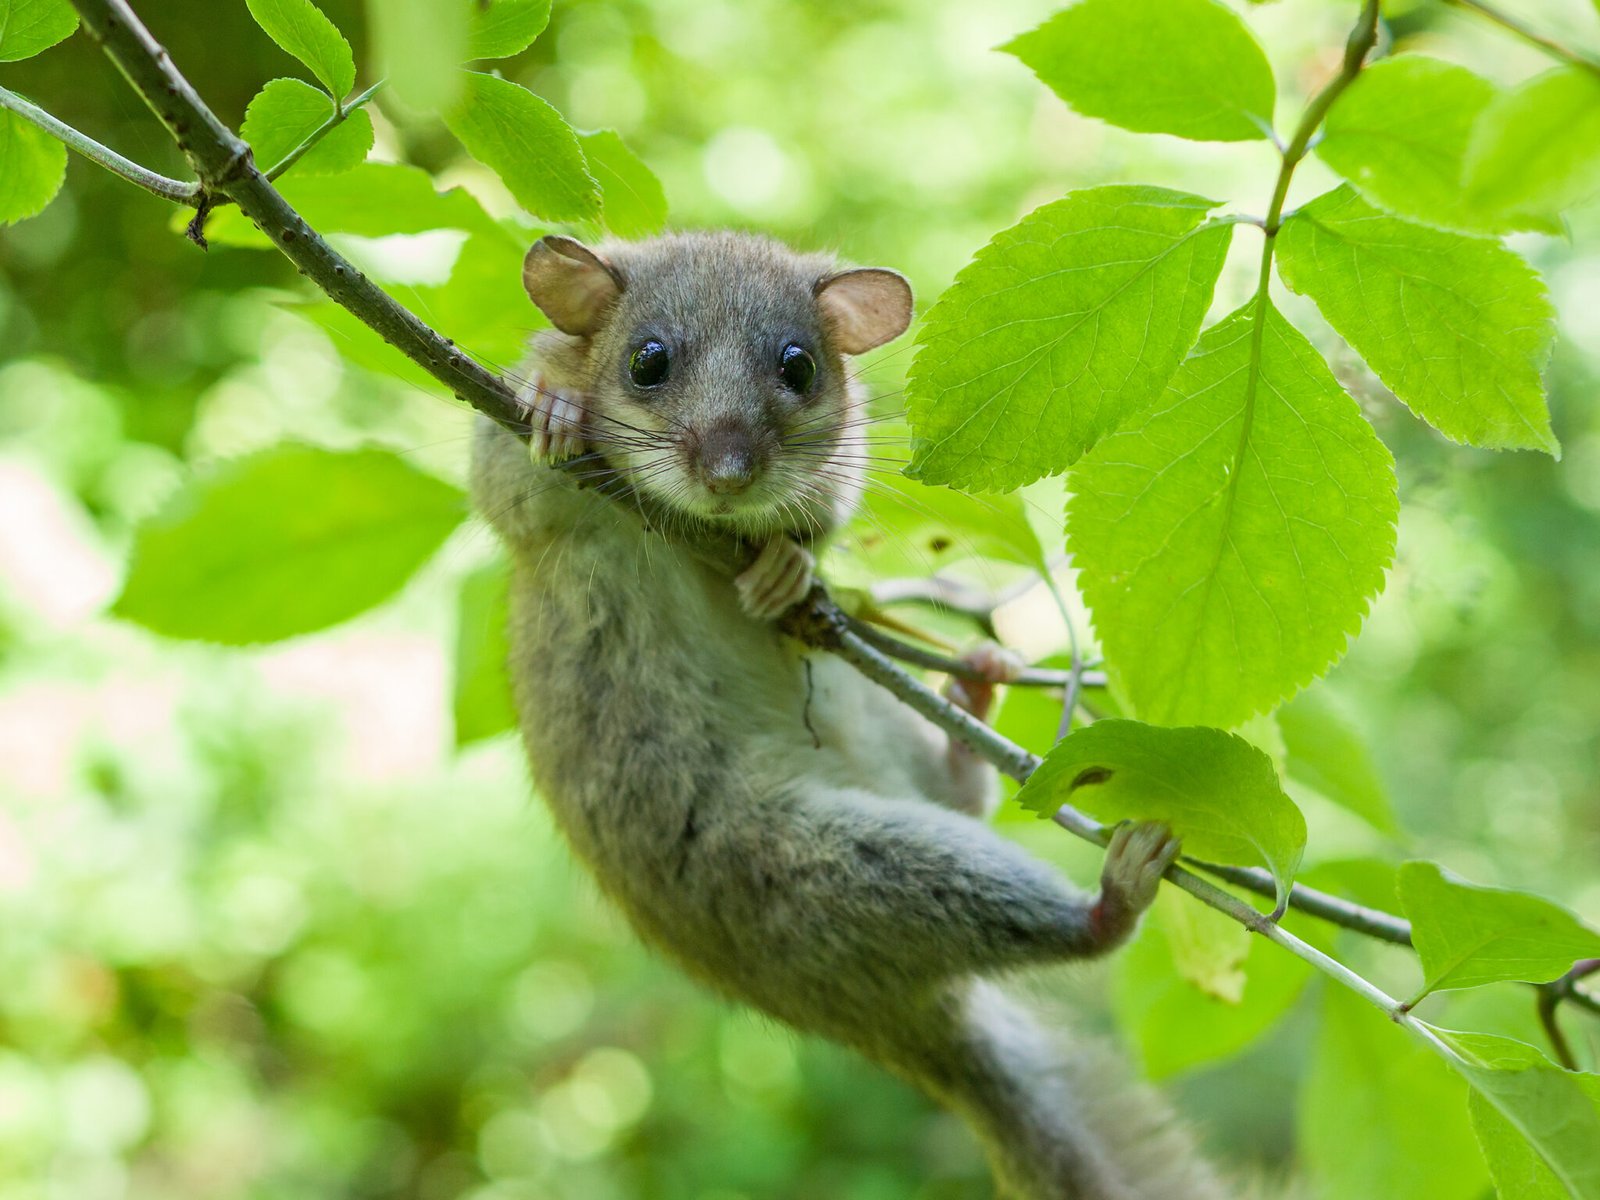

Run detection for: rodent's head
[[522, 231, 912, 534]]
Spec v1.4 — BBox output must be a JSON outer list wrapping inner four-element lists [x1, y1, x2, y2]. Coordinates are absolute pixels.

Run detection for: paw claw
[[522, 374, 587, 465], [736, 537, 814, 620], [1100, 820, 1180, 917]]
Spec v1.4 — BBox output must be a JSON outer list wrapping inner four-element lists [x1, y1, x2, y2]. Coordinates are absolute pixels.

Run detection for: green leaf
[[1114, 890, 1311, 1080], [0, 104, 65, 225], [468, 0, 551, 59], [905, 186, 1233, 491], [1277, 186, 1558, 456], [454, 560, 517, 746], [1016, 718, 1306, 911], [246, 0, 355, 99], [579, 129, 668, 239], [368, 0, 466, 112], [1300, 991, 1490, 1200], [839, 468, 1048, 583], [1398, 861, 1600, 1003], [1003, 0, 1275, 142], [113, 446, 465, 644], [444, 72, 600, 223], [240, 78, 374, 177], [1278, 688, 1397, 834], [1318, 56, 1557, 237], [1068, 301, 1398, 728], [1432, 1029, 1600, 1200], [198, 161, 508, 247], [1465, 67, 1600, 224], [0, 0, 75, 61]]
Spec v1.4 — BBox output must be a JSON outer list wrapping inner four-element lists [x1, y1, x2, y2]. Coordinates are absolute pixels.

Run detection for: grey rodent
[[471, 231, 1224, 1199]]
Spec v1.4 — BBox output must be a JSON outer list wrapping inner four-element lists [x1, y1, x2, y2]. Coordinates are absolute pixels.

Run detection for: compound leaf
[[1277, 186, 1557, 456], [1068, 300, 1397, 728], [1003, 0, 1274, 142], [906, 186, 1233, 491], [1317, 55, 1555, 235]]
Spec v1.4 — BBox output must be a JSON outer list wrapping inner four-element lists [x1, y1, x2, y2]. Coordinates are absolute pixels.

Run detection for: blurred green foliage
[[2, 0, 1600, 1197]]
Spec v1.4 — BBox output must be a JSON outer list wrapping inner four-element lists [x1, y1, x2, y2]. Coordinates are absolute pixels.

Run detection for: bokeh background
[[2, 0, 1599, 1196]]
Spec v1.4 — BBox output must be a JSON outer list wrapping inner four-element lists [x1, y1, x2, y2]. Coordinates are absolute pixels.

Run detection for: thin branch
[[263, 79, 384, 181], [1445, 0, 1600, 76], [0, 82, 200, 205], [844, 613, 1107, 691], [869, 575, 1000, 637]]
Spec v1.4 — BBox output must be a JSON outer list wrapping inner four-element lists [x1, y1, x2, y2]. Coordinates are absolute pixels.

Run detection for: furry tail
[[897, 979, 1230, 1200]]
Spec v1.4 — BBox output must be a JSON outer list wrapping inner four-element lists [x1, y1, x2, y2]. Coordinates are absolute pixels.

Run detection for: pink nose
[[699, 428, 756, 495]]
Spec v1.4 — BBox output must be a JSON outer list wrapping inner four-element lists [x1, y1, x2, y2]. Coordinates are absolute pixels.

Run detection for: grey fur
[[472, 232, 1228, 1199]]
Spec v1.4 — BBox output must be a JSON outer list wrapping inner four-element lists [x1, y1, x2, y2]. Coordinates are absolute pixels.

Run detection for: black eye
[[629, 340, 670, 388], [779, 343, 816, 394]]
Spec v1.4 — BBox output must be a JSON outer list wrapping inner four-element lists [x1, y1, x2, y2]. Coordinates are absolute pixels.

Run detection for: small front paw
[[521, 373, 587, 464], [1092, 821, 1181, 946], [736, 536, 815, 620]]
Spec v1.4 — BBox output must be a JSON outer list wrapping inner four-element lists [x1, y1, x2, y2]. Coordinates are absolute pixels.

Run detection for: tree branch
[[0, 81, 200, 205]]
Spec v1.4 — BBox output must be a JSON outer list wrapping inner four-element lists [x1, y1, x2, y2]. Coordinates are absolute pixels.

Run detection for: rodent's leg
[[941, 642, 1025, 817], [522, 372, 587, 463], [735, 536, 814, 620]]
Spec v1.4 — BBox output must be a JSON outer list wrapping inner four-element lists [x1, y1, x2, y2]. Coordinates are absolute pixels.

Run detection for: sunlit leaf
[[579, 129, 668, 239], [1277, 186, 1558, 456], [1398, 861, 1600, 1002], [0, 0, 75, 61], [1429, 1029, 1600, 1200], [905, 187, 1232, 491], [0, 105, 65, 225], [114, 446, 465, 644], [240, 78, 374, 177], [1317, 56, 1556, 236], [1278, 688, 1397, 834], [1015, 718, 1305, 911], [1003, 0, 1275, 142], [444, 72, 599, 223], [1464, 67, 1600, 224], [1113, 890, 1311, 1079], [1300, 991, 1490, 1200], [198, 161, 508, 247], [468, 0, 552, 60], [1068, 301, 1397, 727], [246, 0, 355, 99], [454, 560, 517, 746]]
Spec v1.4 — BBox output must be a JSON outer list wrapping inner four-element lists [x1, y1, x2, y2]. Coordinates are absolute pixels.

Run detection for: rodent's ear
[[523, 236, 624, 336], [814, 268, 913, 355]]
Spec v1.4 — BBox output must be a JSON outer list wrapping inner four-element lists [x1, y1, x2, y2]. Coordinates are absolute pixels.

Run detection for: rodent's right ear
[[523, 236, 624, 336]]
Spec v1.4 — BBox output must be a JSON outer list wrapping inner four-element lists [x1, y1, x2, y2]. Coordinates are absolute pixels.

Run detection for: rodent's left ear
[[814, 268, 913, 355]]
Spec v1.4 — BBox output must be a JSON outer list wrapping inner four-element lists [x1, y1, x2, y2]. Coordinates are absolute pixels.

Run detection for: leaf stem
[[262, 79, 384, 181], [0, 82, 200, 205], [1445, 0, 1600, 77]]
